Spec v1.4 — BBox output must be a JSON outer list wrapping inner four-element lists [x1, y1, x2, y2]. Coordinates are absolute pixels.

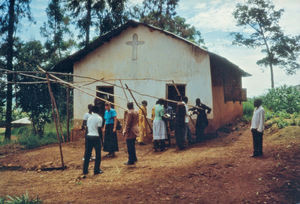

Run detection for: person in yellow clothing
[[138, 100, 148, 145]]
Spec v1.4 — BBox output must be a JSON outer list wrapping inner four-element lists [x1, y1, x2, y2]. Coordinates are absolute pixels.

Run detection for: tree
[[131, 0, 205, 47], [0, 0, 32, 140], [95, 0, 128, 35], [40, 0, 74, 65], [67, 0, 128, 47], [14, 40, 52, 136], [231, 0, 300, 88]]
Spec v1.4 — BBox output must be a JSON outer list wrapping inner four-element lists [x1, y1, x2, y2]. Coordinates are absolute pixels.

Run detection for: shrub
[[274, 118, 289, 129], [243, 100, 254, 121], [262, 85, 300, 114], [18, 134, 41, 149], [2, 192, 41, 204]]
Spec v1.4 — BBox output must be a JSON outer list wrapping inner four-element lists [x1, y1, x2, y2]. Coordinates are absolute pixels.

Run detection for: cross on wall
[[126, 33, 144, 61]]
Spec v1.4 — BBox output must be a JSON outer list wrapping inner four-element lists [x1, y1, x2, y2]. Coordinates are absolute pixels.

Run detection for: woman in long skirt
[[153, 99, 167, 151], [103, 102, 119, 157]]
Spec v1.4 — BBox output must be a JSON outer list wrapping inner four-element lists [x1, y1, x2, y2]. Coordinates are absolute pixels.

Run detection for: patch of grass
[[0, 192, 42, 204], [14, 121, 72, 149]]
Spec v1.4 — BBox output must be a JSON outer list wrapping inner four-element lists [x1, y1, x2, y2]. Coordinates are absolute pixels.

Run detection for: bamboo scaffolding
[[37, 67, 128, 111], [1, 67, 203, 110]]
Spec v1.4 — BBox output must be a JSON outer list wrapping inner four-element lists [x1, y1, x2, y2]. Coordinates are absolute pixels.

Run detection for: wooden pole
[[66, 85, 70, 142], [46, 74, 65, 169], [125, 84, 153, 133], [119, 79, 129, 103]]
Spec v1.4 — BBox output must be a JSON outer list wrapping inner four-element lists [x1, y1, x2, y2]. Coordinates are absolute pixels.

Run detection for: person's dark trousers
[[83, 136, 102, 174], [196, 127, 205, 143], [160, 139, 165, 151], [126, 138, 137, 164], [185, 124, 192, 144], [175, 126, 185, 150], [251, 129, 263, 156]]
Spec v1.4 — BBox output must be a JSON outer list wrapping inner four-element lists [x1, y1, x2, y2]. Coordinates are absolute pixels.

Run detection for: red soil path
[[0, 124, 299, 203]]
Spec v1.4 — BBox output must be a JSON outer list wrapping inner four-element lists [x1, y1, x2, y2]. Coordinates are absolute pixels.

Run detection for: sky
[[21, 0, 300, 97]]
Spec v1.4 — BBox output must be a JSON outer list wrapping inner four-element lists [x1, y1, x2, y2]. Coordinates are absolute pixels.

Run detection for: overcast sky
[[22, 0, 300, 97]]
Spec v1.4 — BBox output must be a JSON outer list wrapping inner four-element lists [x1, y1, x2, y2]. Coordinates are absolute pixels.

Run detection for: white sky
[[22, 0, 300, 97]]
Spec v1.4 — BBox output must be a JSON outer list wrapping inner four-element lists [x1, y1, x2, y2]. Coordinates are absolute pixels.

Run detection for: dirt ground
[[0, 122, 299, 204]]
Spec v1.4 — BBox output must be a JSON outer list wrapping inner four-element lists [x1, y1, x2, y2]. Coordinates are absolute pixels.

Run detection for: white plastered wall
[[73, 25, 213, 126]]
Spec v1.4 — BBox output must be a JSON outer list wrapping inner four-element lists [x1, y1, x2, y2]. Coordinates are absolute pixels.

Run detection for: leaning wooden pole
[[46, 74, 65, 169], [66, 85, 70, 142], [125, 84, 153, 133]]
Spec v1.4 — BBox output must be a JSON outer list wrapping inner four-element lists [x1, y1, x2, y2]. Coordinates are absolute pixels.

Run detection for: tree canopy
[[231, 0, 300, 88]]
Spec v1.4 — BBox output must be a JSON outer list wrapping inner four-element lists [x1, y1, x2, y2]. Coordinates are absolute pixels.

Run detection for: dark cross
[[126, 33, 144, 60]]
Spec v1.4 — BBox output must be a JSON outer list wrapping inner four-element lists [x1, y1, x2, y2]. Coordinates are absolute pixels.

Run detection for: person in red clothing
[[123, 102, 139, 165]]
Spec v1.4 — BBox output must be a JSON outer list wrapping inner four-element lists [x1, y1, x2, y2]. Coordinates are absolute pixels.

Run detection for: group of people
[[81, 97, 266, 176], [81, 97, 212, 176]]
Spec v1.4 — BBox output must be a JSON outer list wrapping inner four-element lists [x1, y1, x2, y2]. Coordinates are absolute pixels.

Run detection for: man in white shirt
[[250, 99, 265, 157], [183, 96, 192, 145], [82, 104, 95, 161], [83, 106, 103, 176], [82, 104, 93, 130]]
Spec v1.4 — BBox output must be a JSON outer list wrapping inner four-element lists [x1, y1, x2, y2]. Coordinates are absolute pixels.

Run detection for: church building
[[53, 20, 250, 133]]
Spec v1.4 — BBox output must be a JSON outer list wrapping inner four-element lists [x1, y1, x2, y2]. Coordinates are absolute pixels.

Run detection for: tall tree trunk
[[269, 63, 274, 89], [5, 0, 16, 140], [85, 0, 91, 47]]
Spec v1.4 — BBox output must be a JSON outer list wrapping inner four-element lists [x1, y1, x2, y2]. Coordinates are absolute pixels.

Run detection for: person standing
[[82, 104, 93, 130], [123, 102, 139, 165], [153, 99, 167, 151], [182, 96, 192, 145], [83, 106, 103, 176], [103, 102, 119, 157], [250, 99, 265, 157], [190, 98, 211, 143], [82, 104, 95, 161], [175, 101, 186, 150], [137, 100, 147, 145]]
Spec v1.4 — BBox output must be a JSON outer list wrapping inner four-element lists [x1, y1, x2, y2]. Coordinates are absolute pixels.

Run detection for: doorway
[[166, 84, 186, 111], [95, 86, 114, 116]]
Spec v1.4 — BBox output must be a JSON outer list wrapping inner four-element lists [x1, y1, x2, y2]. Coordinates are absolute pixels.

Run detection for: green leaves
[[263, 85, 300, 114], [232, 0, 300, 88]]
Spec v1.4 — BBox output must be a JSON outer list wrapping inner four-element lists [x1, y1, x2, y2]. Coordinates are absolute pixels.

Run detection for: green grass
[[0, 192, 42, 204], [4, 121, 73, 149]]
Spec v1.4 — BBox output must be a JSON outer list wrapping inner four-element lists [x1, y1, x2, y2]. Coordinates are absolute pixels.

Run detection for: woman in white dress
[[153, 99, 167, 151]]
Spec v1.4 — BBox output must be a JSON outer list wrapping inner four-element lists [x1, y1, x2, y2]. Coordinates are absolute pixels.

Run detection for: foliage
[[94, 0, 128, 35], [242, 99, 254, 121], [263, 85, 300, 114], [15, 121, 71, 149], [14, 40, 52, 137], [66, 0, 128, 47], [0, 0, 33, 140], [231, 0, 300, 88], [40, 0, 75, 66], [0, 192, 41, 204], [131, 0, 205, 47]]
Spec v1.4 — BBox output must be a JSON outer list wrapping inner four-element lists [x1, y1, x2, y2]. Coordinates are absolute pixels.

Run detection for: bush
[[274, 118, 289, 129], [262, 85, 300, 114], [243, 100, 254, 121], [1, 192, 41, 204]]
